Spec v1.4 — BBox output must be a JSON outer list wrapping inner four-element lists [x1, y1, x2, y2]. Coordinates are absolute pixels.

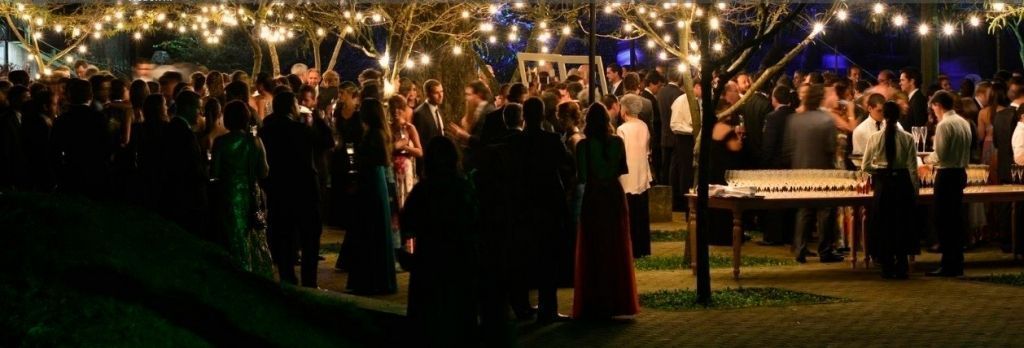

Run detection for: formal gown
[[573, 137, 639, 319], [210, 131, 274, 278], [346, 134, 398, 295], [401, 171, 480, 347]]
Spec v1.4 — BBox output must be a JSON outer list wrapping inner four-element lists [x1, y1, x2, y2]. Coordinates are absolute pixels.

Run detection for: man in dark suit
[[607, 63, 625, 97], [162, 90, 208, 239], [738, 72, 773, 168], [641, 71, 664, 182], [412, 79, 445, 177], [51, 78, 111, 199], [508, 97, 574, 323], [260, 92, 322, 288], [783, 84, 844, 263], [899, 67, 928, 130], [992, 81, 1016, 252], [657, 71, 684, 187], [760, 86, 797, 245]]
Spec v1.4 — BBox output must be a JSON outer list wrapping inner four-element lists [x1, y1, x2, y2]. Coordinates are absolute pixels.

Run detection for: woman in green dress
[[210, 100, 273, 277]]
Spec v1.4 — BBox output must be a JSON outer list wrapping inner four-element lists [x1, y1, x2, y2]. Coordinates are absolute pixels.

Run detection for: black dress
[[707, 130, 743, 246]]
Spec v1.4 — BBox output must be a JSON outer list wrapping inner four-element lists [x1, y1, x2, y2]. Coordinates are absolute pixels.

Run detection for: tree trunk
[[325, 38, 344, 73], [311, 37, 322, 72], [268, 42, 280, 76], [248, 32, 263, 76]]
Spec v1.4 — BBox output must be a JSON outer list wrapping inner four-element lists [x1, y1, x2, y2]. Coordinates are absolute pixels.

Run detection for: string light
[[53, 24, 62, 33], [539, 21, 548, 29], [717, 2, 727, 10], [646, 39, 656, 49], [917, 23, 929, 36], [677, 21, 686, 29], [452, 46, 462, 55], [420, 55, 430, 65], [507, 32, 519, 42], [712, 42, 723, 52], [969, 16, 981, 27], [561, 25, 571, 35], [677, 63, 687, 73], [836, 9, 848, 21], [709, 17, 720, 30], [993, 2, 1006, 12], [662, 34, 672, 43], [488, 35, 497, 44], [811, 22, 825, 37], [379, 52, 390, 68], [892, 14, 906, 27], [480, 22, 494, 32], [32, 32, 41, 39], [541, 46, 549, 53], [461, 10, 470, 19], [316, 27, 325, 37], [655, 19, 664, 28], [603, 5, 613, 14], [622, 22, 633, 32], [133, 31, 142, 40], [34, 17, 44, 26], [942, 23, 955, 36], [65, 55, 74, 63], [658, 51, 668, 60], [372, 13, 382, 23], [873, 3, 885, 15], [404, 59, 415, 69]]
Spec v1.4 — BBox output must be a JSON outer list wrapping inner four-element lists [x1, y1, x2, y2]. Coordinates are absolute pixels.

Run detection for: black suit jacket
[[259, 113, 318, 202], [640, 89, 662, 146], [740, 92, 773, 168], [761, 105, 794, 169], [163, 117, 208, 214], [902, 90, 929, 130], [612, 81, 624, 97], [51, 104, 110, 197], [992, 107, 1016, 182], [413, 103, 443, 144], [656, 84, 683, 148]]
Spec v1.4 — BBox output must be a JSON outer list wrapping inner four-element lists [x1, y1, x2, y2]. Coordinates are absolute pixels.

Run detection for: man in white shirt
[[618, 94, 654, 257], [923, 91, 973, 277], [852, 93, 902, 158], [669, 83, 700, 213]]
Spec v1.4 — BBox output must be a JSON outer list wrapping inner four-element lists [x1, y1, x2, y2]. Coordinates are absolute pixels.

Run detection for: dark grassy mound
[[639, 288, 847, 311], [0, 193, 388, 347]]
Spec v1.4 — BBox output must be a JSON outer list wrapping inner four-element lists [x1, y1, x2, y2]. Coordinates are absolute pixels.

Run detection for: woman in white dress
[[616, 95, 653, 258]]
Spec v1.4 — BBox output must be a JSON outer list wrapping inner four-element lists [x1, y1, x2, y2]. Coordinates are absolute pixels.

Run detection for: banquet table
[[686, 185, 1024, 279]]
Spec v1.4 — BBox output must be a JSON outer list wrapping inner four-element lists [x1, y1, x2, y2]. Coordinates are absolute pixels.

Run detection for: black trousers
[[627, 192, 651, 258], [794, 207, 837, 255], [935, 168, 967, 272], [267, 195, 322, 287], [670, 134, 695, 211], [661, 145, 673, 187]]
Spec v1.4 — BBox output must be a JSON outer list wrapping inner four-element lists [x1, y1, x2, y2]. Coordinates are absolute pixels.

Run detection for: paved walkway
[[316, 215, 1024, 347]]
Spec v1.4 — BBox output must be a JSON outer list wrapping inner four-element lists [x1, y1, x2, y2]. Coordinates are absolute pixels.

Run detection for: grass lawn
[[968, 273, 1024, 287], [639, 288, 847, 311], [634, 254, 796, 271]]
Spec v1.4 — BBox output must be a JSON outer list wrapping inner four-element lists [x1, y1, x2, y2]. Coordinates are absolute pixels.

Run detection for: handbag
[[250, 183, 268, 230]]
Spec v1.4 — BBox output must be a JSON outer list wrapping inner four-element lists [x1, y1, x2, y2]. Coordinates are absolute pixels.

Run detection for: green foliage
[[153, 31, 255, 72], [634, 254, 796, 271], [969, 273, 1024, 287], [651, 228, 684, 241], [639, 288, 847, 311]]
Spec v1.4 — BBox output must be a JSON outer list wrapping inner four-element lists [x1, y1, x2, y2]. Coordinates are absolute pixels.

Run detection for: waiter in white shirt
[[669, 83, 701, 213], [923, 91, 973, 277], [852, 93, 903, 163]]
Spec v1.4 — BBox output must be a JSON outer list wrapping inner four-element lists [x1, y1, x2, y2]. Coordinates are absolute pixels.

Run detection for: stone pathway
[[316, 214, 1024, 347]]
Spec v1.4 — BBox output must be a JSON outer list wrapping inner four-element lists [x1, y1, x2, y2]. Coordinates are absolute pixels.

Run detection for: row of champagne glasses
[[911, 127, 929, 153], [724, 170, 861, 193], [918, 164, 989, 187]]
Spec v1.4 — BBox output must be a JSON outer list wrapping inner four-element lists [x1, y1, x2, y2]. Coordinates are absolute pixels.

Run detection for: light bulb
[[452, 46, 462, 55], [836, 9, 848, 21], [873, 3, 885, 15], [942, 23, 954, 36], [893, 15, 906, 27], [561, 25, 571, 35], [918, 23, 929, 36]]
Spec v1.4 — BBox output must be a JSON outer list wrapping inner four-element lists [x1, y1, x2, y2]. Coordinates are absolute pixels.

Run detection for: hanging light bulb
[[709, 17, 720, 30], [488, 35, 497, 44], [379, 52, 390, 68], [663, 34, 672, 43], [404, 59, 415, 69], [65, 55, 74, 63], [452, 46, 463, 55], [993, 2, 1006, 12], [942, 23, 955, 36], [622, 22, 633, 32], [32, 32, 41, 39], [658, 51, 668, 60], [480, 22, 494, 32], [918, 23, 930, 36], [712, 42, 723, 52], [316, 27, 325, 37], [677, 63, 687, 73], [461, 10, 470, 19], [507, 32, 519, 42], [873, 3, 885, 15], [541, 46, 549, 53], [836, 9, 848, 21], [420, 55, 430, 65], [54, 24, 63, 33], [811, 22, 825, 37], [969, 16, 982, 27], [539, 21, 548, 29], [893, 14, 906, 27], [677, 20, 686, 29], [133, 31, 142, 40], [34, 17, 44, 26], [646, 39, 656, 49], [561, 25, 571, 36]]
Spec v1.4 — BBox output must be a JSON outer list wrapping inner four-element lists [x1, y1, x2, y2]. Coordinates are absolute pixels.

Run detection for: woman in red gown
[[572, 101, 639, 319]]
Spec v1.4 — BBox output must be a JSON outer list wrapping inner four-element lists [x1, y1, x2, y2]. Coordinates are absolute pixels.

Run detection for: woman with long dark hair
[[346, 98, 398, 295], [861, 101, 919, 279], [572, 102, 638, 319]]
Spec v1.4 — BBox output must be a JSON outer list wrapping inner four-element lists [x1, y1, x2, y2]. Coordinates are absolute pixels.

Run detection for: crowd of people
[[1, 55, 1022, 344]]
